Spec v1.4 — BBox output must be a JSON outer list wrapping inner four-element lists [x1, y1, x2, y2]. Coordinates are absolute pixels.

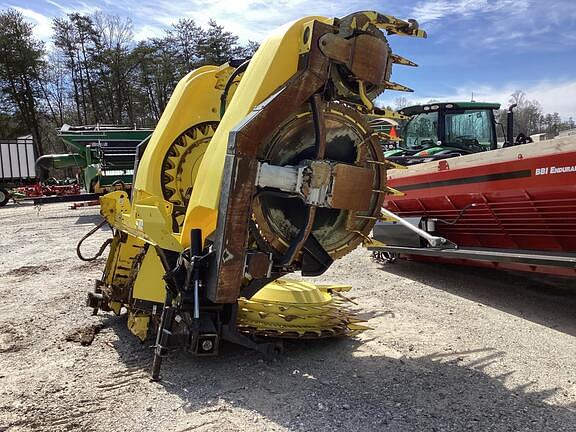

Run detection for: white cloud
[[411, 0, 529, 23], [133, 24, 165, 41], [411, 0, 576, 50], [108, 0, 357, 42], [44, 0, 100, 15], [379, 80, 576, 119], [3, 2, 101, 44], [10, 6, 53, 40]]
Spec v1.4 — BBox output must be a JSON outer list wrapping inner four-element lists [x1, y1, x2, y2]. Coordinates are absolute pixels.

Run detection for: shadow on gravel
[[74, 214, 109, 226], [375, 259, 576, 337], [103, 314, 576, 432]]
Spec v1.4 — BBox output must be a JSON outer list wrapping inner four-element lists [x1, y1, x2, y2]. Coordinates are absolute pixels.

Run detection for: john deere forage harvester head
[[86, 11, 425, 378]]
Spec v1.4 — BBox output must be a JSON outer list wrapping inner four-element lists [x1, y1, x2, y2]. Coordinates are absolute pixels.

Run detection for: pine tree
[[0, 8, 46, 155]]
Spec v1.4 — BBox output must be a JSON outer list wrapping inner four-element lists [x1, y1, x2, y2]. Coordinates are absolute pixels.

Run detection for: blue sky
[[4, 0, 576, 117]]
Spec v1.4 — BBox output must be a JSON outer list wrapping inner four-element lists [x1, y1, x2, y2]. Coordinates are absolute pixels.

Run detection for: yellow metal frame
[[132, 248, 166, 304]]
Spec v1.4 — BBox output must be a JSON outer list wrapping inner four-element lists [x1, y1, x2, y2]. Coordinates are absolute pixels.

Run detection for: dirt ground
[[1, 202, 575, 432]]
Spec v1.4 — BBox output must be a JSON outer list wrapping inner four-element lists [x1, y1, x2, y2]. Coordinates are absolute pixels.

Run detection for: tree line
[[0, 8, 257, 156], [495, 90, 574, 140]]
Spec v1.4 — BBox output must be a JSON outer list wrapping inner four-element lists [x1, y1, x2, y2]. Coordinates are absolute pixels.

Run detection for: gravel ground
[[1, 202, 575, 432]]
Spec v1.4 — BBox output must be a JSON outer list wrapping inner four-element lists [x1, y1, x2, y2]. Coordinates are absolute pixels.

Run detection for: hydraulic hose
[[219, 59, 251, 118], [76, 219, 112, 261]]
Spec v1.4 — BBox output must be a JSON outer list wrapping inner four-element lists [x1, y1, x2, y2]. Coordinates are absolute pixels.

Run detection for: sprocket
[[161, 122, 218, 229]]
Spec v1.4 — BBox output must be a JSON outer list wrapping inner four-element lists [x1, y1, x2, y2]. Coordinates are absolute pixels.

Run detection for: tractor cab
[[386, 102, 500, 163]]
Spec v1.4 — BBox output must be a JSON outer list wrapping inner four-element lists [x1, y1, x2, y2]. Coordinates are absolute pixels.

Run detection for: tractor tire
[[0, 187, 10, 207]]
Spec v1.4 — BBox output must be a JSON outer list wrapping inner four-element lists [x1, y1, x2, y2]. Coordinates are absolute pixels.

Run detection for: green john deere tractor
[[385, 102, 504, 164]]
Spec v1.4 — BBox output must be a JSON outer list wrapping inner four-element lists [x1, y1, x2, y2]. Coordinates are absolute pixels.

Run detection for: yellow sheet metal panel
[[132, 199, 183, 251], [250, 279, 331, 305], [133, 66, 221, 200], [132, 247, 166, 304], [180, 16, 327, 246], [101, 190, 182, 250], [99, 190, 131, 226], [127, 312, 151, 341]]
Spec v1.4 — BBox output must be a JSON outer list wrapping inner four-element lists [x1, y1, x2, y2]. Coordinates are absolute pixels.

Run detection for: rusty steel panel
[[318, 33, 352, 64], [330, 164, 374, 211], [319, 33, 390, 84], [349, 34, 389, 84], [245, 251, 272, 279]]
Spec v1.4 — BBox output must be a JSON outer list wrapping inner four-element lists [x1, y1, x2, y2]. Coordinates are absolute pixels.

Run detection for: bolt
[[201, 339, 213, 352]]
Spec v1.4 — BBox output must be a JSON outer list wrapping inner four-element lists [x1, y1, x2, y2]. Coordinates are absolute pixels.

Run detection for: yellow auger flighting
[[85, 11, 426, 379]]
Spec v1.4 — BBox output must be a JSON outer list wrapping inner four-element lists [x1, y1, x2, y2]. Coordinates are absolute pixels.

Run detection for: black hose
[[434, 203, 479, 225], [220, 59, 250, 118], [76, 219, 112, 261], [111, 179, 126, 191]]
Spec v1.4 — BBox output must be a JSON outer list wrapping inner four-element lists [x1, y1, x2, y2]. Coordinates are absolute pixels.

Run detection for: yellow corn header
[[86, 10, 426, 379]]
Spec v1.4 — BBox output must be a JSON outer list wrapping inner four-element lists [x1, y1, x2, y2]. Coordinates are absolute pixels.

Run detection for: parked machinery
[[40, 125, 153, 193], [86, 11, 426, 378], [381, 102, 529, 166], [0, 137, 37, 206]]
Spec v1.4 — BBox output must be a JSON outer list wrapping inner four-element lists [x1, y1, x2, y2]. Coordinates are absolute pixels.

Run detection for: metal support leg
[[379, 207, 457, 249]]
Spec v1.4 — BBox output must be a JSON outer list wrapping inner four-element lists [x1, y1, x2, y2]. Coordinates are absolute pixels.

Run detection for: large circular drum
[[252, 102, 386, 261]]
